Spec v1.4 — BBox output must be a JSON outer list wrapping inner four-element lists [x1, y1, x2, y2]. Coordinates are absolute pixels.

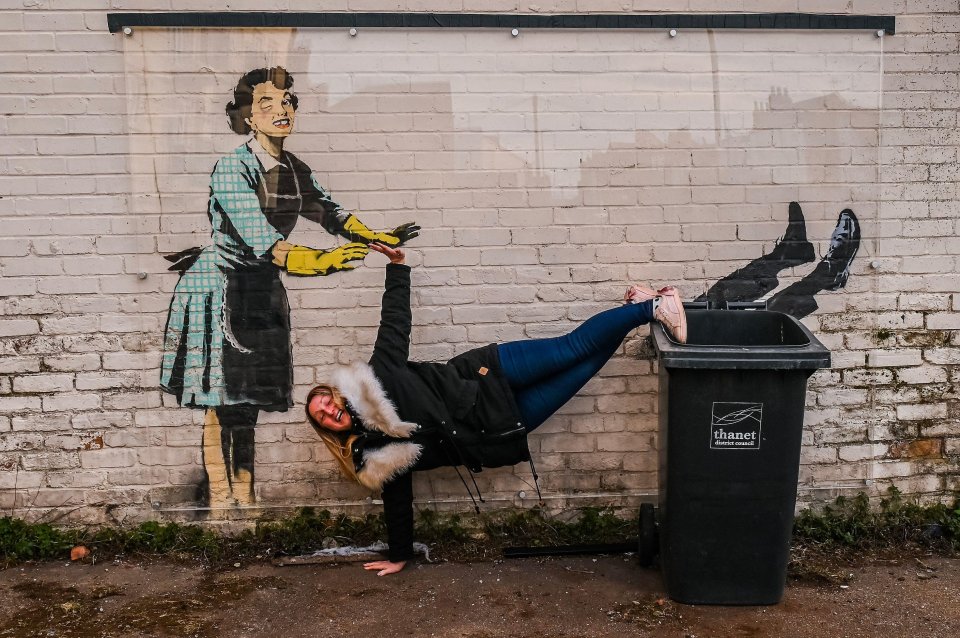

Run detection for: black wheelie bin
[[648, 308, 830, 605]]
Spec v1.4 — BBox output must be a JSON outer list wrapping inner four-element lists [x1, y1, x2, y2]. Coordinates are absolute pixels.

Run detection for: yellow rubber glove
[[343, 215, 420, 247], [285, 242, 369, 276]]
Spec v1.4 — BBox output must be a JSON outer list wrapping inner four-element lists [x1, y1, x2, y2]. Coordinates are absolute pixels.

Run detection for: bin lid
[[651, 310, 831, 370]]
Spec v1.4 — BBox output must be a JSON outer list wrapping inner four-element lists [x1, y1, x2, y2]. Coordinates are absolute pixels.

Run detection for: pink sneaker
[[654, 287, 687, 344], [624, 284, 658, 305]]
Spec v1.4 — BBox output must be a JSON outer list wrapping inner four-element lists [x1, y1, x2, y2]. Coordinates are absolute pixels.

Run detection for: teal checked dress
[[160, 142, 352, 411]]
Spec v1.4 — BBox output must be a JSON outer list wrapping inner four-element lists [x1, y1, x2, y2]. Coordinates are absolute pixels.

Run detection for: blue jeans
[[497, 301, 654, 432]]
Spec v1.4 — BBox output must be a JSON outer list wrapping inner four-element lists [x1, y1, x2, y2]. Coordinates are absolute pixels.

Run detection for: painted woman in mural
[[160, 67, 419, 512]]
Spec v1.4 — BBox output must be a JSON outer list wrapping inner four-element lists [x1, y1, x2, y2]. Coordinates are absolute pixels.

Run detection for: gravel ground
[[1, 551, 957, 638]]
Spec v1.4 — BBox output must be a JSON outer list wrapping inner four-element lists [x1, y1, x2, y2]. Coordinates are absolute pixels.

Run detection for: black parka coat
[[329, 264, 530, 562]]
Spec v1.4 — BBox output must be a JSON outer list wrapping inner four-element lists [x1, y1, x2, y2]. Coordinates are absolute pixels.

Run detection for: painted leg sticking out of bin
[[696, 203, 861, 318]]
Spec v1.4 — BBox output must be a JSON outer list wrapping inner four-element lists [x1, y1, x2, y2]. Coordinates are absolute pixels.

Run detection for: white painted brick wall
[[0, 1, 957, 524]]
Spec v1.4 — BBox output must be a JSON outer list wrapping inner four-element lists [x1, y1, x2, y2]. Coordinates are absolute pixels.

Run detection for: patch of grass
[[251, 507, 386, 555], [91, 520, 224, 560], [481, 506, 634, 548], [0, 506, 633, 567], [0, 517, 80, 562], [4, 491, 957, 568], [793, 487, 960, 553]]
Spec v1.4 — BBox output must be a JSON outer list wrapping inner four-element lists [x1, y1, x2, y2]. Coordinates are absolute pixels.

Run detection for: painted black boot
[[763, 201, 816, 265], [767, 209, 861, 317], [697, 201, 815, 306], [821, 209, 860, 290]]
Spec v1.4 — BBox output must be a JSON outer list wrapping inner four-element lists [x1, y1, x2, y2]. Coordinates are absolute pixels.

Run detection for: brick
[[133, 409, 197, 428], [596, 433, 653, 453], [75, 372, 139, 391], [101, 391, 162, 411], [2, 297, 59, 315], [896, 403, 948, 421], [818, 389, 870, 407], [0, 433, 44, 452], [838, 444, 888, 462], [924, 348, 960, 365], [101, 352, 162, 371], [422, 248, 481, 267], [20, 452, 80, 471], [0, 319, 40, 337], [39, 316, 98, 334], [479, 248, 538, 266], [80, 448, 137, 469], [868, 349, 923, 367], [12, 374, 73, 393], [45, 470, 104, 490], [801, 446, 839, 465], [0, 357, 41, 374], [897, 366, 949, 385], [0, 396, 42, 413], [137, 447, 199, 467], [42, 393, 100, 412], [42, 354, 101, 372], [888, 438, 943, 460], [927, 313, 960, 329], [540, 434, 594, 454], [871, 461, 919, 480], [71, 411, 133, 430]]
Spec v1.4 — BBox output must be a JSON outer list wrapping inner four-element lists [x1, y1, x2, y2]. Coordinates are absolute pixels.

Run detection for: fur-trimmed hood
[[325, 362, 423, 492]]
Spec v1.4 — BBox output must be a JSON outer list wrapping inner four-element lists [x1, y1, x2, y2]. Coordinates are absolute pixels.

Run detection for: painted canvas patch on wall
[[121, 27, 882, 511]]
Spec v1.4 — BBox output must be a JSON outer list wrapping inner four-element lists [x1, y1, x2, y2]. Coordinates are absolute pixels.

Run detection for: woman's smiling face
[[245, 81, 295, 138], [308, 392, 353, 432]]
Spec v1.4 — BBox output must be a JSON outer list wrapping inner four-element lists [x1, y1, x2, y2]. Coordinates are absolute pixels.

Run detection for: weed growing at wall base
[[2, 494, 958, 567], [792, 487, 960, 553]]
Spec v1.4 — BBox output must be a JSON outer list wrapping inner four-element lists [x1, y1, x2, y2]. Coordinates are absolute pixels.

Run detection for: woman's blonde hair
[[305, 384, 361, 485]]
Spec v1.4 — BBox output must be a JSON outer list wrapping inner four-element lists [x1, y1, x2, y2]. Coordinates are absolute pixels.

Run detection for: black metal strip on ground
[[107, 12, 895, 35], [503, 541, 638, 559]]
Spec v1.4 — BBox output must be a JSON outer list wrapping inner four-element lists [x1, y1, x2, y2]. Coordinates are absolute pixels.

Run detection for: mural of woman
[[160, 67, 419, 512]]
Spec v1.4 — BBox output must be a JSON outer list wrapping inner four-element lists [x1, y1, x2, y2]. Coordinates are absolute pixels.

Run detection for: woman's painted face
[[308, 393, 352, 432], [245, 81, 295, 138]]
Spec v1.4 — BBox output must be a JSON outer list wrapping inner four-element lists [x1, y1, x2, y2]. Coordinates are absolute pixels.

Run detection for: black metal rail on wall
[[107, 12, 896, 35]]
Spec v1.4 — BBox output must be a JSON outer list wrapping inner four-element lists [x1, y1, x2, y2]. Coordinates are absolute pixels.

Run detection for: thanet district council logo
[[710, 402, 763, 450]]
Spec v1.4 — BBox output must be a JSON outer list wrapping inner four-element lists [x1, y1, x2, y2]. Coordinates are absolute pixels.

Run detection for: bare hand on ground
[[363, 559, 406, 576]]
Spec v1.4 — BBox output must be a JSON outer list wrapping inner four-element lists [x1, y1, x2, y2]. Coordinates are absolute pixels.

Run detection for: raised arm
[[370, 245, 412, 367]]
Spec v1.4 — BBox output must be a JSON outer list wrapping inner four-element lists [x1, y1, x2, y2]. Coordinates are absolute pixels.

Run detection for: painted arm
[[271, 240, 369, 276], [209, 157, 284, 258], [299, 171, 420, 247]]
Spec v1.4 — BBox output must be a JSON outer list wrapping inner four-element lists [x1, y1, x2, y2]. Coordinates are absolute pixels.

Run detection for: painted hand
[[363, 560, 407, 576], [284, 242, 369, 276], [386, 222, 420, 246], [344, 215, 420, 247]]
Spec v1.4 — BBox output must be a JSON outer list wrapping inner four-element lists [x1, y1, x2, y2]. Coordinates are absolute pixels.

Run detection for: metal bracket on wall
[[107, 12, 895, 35]]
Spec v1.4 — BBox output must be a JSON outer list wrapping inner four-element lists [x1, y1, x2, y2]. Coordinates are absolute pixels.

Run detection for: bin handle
[[681, 301, 768, 311], [725, 301, 768, 310]]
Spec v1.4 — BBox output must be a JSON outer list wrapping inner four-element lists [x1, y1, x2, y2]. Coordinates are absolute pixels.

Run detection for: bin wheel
[[638, 503, 658, 568]]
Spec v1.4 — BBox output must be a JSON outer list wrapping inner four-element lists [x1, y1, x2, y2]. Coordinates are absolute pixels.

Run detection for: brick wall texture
[[1, 0, 958, 525]]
